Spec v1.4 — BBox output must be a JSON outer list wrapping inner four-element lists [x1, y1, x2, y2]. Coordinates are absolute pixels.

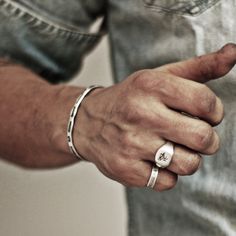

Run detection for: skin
[[0, 43, 236, 192]]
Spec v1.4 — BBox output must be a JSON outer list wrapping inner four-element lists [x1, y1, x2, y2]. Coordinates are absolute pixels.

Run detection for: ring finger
[[134, 161, 178, 192], [142, 140, 202, 176]]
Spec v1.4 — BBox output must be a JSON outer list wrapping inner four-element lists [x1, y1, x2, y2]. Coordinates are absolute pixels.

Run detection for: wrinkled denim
[[1, 0, 236, 235]]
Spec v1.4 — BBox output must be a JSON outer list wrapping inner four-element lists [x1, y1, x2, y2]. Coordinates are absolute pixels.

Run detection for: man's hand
[[1, 44, 235, 192], [73, 44, 236, 191]]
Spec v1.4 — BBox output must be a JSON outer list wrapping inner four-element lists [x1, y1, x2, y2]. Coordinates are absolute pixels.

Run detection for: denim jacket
[[1, 1, 236, 235], [0, 0, 105, 83]]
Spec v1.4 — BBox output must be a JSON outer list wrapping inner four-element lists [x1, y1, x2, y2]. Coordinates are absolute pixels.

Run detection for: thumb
[[158, 43, 236, 83]]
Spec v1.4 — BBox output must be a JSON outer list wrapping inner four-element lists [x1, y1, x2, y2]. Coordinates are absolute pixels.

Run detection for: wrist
[[49, 85, 85, 161], [51, 84, 105, 163], [72, 86, 105, 162]]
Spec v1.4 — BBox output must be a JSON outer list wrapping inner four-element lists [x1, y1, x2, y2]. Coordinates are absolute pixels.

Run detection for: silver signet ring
[[155, 141, 174, 168]]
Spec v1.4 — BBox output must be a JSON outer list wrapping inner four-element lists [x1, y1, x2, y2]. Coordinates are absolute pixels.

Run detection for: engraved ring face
[[155, 141, 174, 168]]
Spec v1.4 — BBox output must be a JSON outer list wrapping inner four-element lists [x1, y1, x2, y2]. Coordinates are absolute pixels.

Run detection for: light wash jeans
[[1, 0, 236, 235]]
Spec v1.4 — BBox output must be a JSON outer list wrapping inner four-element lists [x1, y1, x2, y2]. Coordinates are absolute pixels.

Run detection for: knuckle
[[195, 85, 217, 115], [168, 174, 178, 189], [119, 91, 144, 124], [213, 97, 225, 125], [180, 153, 202, 176], [119, 162, 143, 188], [120, 132, 131, 146], [130, 70, 169, 93], [205, 132, 221, 155], [131, 69, 154, 89], [115, 133, 142, 160], [157, 173, 178, 192], [123, 104, 141, 124], [109, 157, 129, 178], [153, 74, 172, 97], [214, 134, 221, 153], [194, 124, 214, 151]]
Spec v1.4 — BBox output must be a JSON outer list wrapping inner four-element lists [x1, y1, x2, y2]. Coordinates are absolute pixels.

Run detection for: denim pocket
[[143, 0, 221, 16], [0, 0, 103, 41]]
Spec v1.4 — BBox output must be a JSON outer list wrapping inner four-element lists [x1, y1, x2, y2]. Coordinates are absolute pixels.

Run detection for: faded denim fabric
[[0, 0, 105, 83], [1, 0, 236, 235]]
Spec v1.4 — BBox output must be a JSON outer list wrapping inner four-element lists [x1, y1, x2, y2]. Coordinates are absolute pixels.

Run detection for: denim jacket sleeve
[[0, 0, 106, 83]]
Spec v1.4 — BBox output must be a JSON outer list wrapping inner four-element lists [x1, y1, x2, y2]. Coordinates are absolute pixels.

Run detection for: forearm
[[0, 60, 85, 168]]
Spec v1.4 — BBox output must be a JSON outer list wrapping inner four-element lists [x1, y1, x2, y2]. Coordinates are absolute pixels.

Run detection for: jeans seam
[[0, 0, 103, 41]]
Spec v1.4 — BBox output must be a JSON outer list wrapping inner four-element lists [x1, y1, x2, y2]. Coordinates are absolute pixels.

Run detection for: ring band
[[147, 166, 159, 188], [155, 141, 174, 168]]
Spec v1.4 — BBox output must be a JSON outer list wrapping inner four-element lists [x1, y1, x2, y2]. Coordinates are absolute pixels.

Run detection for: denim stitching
[[0, 0, 102, 41], [143, 0, 221, 16]]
